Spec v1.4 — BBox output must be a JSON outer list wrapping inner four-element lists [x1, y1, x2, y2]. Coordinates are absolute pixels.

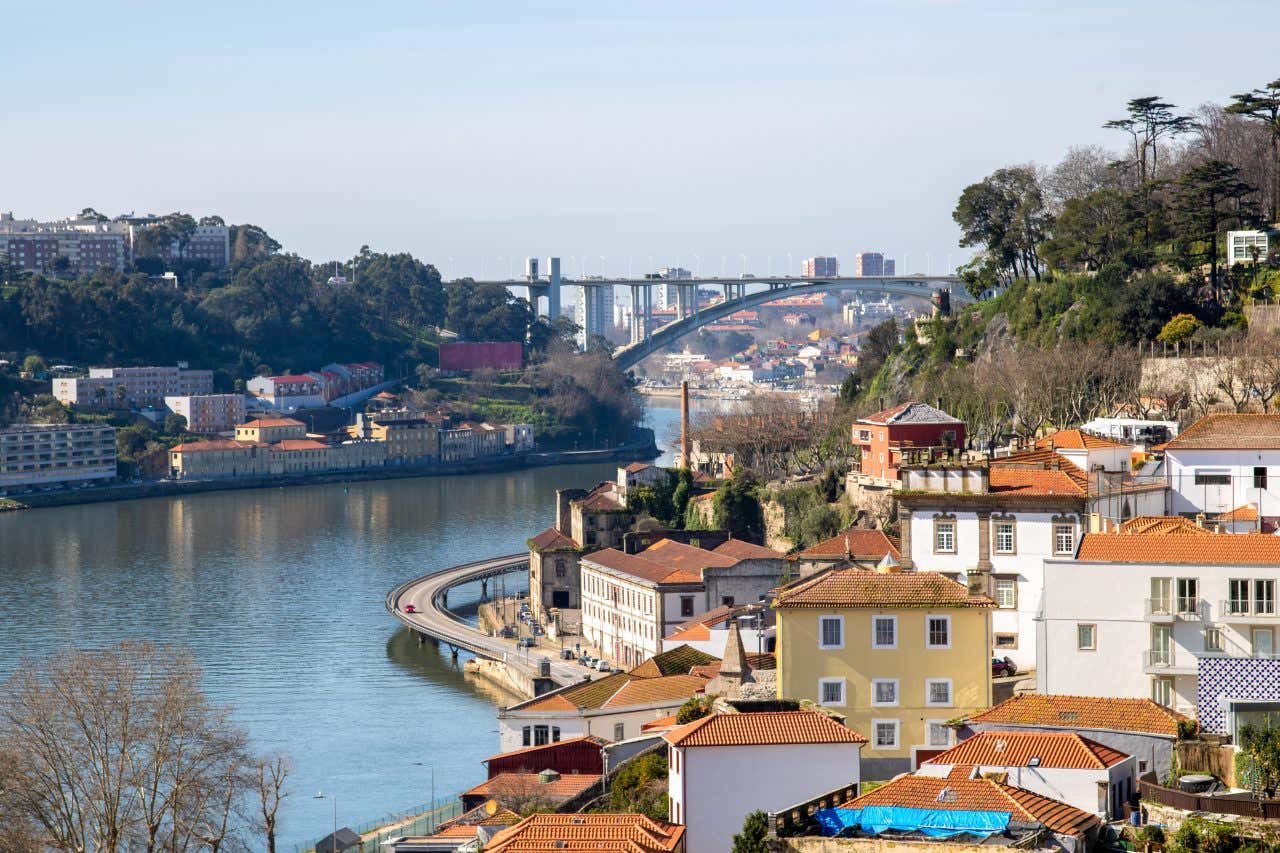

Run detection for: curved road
[[385, 554, 592, 688]]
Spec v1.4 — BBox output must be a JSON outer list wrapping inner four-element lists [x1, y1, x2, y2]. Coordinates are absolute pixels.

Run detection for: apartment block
[[0, 423, 117, 490], [853, 252, 895, 277], [801, 256, 839, 277], [0, 212, 130, 274], [54, 365, 214, 410], [164, 394, 246, 434]]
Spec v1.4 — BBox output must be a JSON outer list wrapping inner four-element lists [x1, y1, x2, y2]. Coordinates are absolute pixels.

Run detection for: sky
[[6, 1, 1279, 280]]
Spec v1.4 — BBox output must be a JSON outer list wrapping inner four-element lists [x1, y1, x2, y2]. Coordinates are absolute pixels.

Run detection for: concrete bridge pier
[[480, 578, 488, 599], [629, 284, 644, 344]]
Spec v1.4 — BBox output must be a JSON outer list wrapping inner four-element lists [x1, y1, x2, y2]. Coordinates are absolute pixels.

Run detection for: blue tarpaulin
[[814, 806, 1012, 838]]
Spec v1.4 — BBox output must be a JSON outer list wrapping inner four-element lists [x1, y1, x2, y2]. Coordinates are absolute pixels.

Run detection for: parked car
[[560, 648, 576, 660], [518, 636, 536, 648], [992, 656, 1017, 678], [595, 659, 612, 672]]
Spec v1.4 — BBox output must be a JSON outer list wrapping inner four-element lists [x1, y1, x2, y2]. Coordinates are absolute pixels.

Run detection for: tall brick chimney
[[680, 380, 691, 469]]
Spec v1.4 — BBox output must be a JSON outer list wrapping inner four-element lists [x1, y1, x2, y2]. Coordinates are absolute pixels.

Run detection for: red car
[[992, 656, 1016, 678], [404, 603, 417, 614]]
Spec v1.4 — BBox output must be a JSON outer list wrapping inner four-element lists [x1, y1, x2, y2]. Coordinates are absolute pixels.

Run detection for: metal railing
[[293, 795, 464, 853], [1219, 600, 1280, 620], [1140, 776, 1280, 820]]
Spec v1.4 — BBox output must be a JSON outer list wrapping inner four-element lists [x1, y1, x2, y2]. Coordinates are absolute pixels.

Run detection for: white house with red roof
[[895, 429, 1167, 671], [665, 711, 865, 853], [1162, 413, 1280, 529], [916, 730, 1136, 820], [1040, 527, 1280, 717]]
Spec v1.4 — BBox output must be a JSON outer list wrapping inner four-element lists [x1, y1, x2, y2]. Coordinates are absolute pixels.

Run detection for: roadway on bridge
[[386, 554, 593, 688]]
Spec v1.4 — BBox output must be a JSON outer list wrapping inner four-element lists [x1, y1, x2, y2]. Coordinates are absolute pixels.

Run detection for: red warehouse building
[[439, 341, 524, 372], [853, 401, 965, 482]]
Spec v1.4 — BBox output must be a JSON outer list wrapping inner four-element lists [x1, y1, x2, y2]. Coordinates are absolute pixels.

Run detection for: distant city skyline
[[6, 1, 1277, 279]]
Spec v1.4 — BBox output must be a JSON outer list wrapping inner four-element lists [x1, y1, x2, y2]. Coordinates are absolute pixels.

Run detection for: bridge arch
[[612, 278, 970, 370]]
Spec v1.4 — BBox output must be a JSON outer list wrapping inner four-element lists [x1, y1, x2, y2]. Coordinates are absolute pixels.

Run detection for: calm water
[[0, 401, 683, 849]]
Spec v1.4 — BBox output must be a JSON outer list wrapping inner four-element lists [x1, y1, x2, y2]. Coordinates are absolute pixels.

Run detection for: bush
[[676, 696, 713, 725], [1157, 313, 1203, 344], [607, 753, 668, 820], [732, 810, 769, 853]]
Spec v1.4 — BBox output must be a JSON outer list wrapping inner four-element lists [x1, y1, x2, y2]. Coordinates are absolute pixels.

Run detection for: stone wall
[[1144, 802, 1280, 844]]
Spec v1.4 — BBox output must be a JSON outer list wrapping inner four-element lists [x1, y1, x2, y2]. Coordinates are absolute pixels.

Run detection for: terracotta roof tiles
[[1036, 429, 1130, 450], [482, 735, 606, 766], [845, 774, 1101, 838], [711, 539, 786, 560], [628, 645, 718, 678], [663, 711, 866, 747], [602, 674, 709, 708], [240, 417, 306, 427], [529, 527, 579, 551], [463, 772, 602, 802], [1220, 503, 1260, 522], [1076, 531, 1280, 564], [964, 694, 1189, 736], [924, 730, 1130, 769], [775, 569, 994, 609], [484, 814, 684, 853], [798, 528, 901, 560], [1117, 516, 1213, 535], [1164, 414, 1280, 450]]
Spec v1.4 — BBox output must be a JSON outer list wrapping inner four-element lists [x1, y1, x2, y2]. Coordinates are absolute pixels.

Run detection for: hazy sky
[[6, 1, 1278, 279]]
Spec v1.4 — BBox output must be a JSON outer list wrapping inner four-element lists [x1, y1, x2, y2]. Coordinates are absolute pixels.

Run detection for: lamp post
[[313, 792, 337, 852]]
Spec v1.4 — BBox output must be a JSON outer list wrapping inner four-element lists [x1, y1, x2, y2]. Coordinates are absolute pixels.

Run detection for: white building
[[164, 394, 246, 434], [666, 711, 864, 853], [1038, 527, 1280, 716], [496, 646, 716, 752], [580, 538, 785, 668], [0, 423, 117, 491], [1164, 413, 1280, 528], [53, 365, 214, 410], [575, 284, 615, 348], [1226, 229, 1274, 266], [663, 604, 774, 658], [917, 730, 1136, 820], [898, 431, 1170, 672], [245, 374, 326, 412]]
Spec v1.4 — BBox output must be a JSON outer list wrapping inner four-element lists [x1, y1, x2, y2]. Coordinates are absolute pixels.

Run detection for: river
[[0, 400, 684, 850]]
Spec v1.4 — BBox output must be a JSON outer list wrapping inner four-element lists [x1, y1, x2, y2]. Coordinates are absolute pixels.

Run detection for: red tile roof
[[1165, 414, 1280, 450], [511, 647, 715, 712], [482, 735, 606, 766], [576, 482, 626, 511], [964, 694, 1189, 736], [987, 466, 1086, 496], [624, 462, 653, 473], [798, 528, 901, 560], [484, 814, 685, 853], [529, 527, 579, 551], [641, 715, 678, 732], [845, 774, 1101, 839], [1220, 503, 1260, 522], [664, 711, 866, 747], [584, 540, 736, 585], [170, 439, 258, 453], [1117, 516, 1213, 535], [603, 674, 709, 708], [775, 569, 994, 609], [266, 375, 319, 385], [462, 772, 602, 802], [1036, 429, 1130, 450], [241, 417, 305, 427], [711, 539, 786, 560], [1076, 531, 1280, 564], [270, 439, 330, 452], [925, 731, 1130, 769]]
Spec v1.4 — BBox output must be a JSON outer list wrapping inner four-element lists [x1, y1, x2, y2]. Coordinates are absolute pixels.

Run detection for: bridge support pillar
[[629, 285, 643, 344], [480, 579, 488, 599], [545, 257, 561, 320]]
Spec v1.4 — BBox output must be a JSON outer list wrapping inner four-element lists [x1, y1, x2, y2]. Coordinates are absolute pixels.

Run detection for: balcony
[[1217, 601, 1280, 623], [1146, 598, 1204, 621], [1143, 649, 1197, 675]]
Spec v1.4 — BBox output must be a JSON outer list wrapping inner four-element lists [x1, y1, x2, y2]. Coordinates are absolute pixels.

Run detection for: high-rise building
[[802, 256, 839, 277], [53, 365, 215, 410], [0, 423, 118, 489], [884, 258, 896, 276], [575, 285, 615, 348], [854, 252, 885, 276]]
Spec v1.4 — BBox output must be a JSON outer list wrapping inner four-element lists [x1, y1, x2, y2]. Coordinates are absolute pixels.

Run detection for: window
[[819, 678, 846, 707], [1053, 524, 1075, 555], [1204, 628, 1224, 653], [817, 615, 846, 649], [873, 719, 899, 750], [872, 616, 897, 649], [614, 723, 625, 741], [1229, 579, 1251, 614], [554, 559, 567, 579], [927, 720, 953, 748], [534, 725, 551, 746], [871, 679, 898, 706], [680, 596, 694, 618], [1077, 623, 1097, 650], [721, 596, 735, 607], [1194, 471, 1231, 486], [1257, 580, 1276, 615], [994, 578, 1016, 609], [522, 726, 532, 746], [1255, 467, 1268, 490], [994, 632, 1018, 649], [1152, 677, 1174, 708], [925, 678, 953, 707], [994, 521, 1015, 555], [934, 521, 956, 554], [926, 616, 951, 649], [1177, 578, 1199, 614]]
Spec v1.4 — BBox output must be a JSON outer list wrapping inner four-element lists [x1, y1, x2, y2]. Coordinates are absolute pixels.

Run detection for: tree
[[1226, 78, 1280, 221], [0, 642, 269, 852], [163, 412, 188, 434], [606, 753, 668, 820], [1105, 96, 1193, 183], [253, 754, 290, 853], [675, 696, 713, 725], [713, 470, 765, 543], [1172, 160, 1260, 301], [446, 281, 529, 342], [732, 810, 770, 853], [1157, 313, 1202, 344], [1238, 720, 1280, 797], [79, 207, 108, 222], [953, 166, 1050, 283], [20, 354, 46, 376]]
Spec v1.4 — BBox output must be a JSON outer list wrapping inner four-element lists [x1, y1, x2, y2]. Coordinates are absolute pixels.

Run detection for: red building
[[440, 341, 523, 372], [482, 735, 606, 778], [853, 401, 964, 482]]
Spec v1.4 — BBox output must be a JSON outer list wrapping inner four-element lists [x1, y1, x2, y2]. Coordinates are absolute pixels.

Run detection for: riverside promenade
[[386, 554, 591, 693]]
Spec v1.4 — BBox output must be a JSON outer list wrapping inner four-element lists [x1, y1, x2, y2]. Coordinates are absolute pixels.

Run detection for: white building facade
[[1163, 415, 1280, 526], [0, 423, 117, 490], [1039, 531, 1280, 716]]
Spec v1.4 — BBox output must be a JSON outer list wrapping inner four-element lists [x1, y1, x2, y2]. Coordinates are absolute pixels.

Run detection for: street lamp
[[692, 254, 701, 278], [412, 762, 437, 833], [313, 791, 337, 853], [787, 252, 793, 277], [599, 256, 607, 279], [740, 254, 747, 276]]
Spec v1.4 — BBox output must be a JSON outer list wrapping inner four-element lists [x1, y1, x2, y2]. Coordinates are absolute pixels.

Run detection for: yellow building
[[774, 568, 993, 778]]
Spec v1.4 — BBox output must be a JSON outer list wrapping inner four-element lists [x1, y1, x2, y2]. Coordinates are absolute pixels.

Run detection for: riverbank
[[0, 429, 658, 513]]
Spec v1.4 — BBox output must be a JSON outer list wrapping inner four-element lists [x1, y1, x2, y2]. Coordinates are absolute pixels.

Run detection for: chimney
[[719, 621, 750, 683], [680, 381, 691, 469], [1195, 512, 1206, 529]]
